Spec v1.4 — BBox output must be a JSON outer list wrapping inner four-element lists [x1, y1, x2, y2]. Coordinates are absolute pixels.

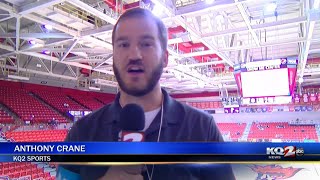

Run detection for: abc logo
[[296, 148, 304, 156], [287, 59, 297, 65]]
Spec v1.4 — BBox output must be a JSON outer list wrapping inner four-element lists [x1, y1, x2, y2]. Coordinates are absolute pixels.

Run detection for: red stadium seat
[[248, 122, 318, 141], [33, 90, 89, 113], [0, 108, 14, 123], [217, 123, 247, 141], [0, 162, 50, 179], [0, 87, 67, 123], [5, 129, 67, 142], [68, 93, 105, 110]]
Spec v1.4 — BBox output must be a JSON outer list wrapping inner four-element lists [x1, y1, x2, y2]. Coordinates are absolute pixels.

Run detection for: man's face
[[113, 16, 167, 96]]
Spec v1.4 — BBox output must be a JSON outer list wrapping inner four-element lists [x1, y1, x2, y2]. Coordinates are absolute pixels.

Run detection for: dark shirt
[[59, 89, 235, 180]]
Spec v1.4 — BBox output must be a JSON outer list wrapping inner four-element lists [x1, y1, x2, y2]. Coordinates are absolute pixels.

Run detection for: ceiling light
[[206, 0, 215, 4], [89, 86, 101, 91], [264, 2, 277, 13], [8, 75, 29, 81], [42, 24, 53, 30], [42, 50, 50, 55], [28, 40, 36, 45]]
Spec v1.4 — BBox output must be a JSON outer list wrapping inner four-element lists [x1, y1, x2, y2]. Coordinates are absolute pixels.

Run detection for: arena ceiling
[[0, 0, 319, 94]]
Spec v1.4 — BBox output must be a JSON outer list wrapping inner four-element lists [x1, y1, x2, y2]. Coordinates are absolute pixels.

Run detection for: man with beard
[[57, 8, 235, 180]]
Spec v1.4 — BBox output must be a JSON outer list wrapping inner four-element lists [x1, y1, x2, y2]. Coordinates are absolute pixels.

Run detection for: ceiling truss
[[0, 0, 319, 93]]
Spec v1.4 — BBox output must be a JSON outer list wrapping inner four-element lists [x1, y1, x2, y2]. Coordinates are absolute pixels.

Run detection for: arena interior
[[0, 0, 320, 179]]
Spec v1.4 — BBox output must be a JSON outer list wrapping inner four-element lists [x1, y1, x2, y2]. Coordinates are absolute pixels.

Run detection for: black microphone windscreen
[[119, 104, 145, 131]]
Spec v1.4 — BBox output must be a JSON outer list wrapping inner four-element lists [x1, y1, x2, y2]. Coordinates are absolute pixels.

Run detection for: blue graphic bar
[[0, 142, 315, 155]]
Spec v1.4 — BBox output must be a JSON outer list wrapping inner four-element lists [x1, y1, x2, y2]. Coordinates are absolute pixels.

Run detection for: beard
[[113, 59, 164, 97]]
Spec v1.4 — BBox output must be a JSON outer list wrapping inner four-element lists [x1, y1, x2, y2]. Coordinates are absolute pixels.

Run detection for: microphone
[[110, 104, 145, 177], [119, 104, 145, 142]]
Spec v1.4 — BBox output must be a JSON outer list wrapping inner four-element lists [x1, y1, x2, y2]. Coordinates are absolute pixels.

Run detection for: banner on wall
[[277, 108, 284, 112], [310, 93, 317, 102], [303, 93, 309, 103], [224, 107, 240, 114], [289, 106, 295, 112], [261, 107, 267, 112], [306, 106, 313, 111], [293, 93, 300, 104], [294, 106, 301, 111]]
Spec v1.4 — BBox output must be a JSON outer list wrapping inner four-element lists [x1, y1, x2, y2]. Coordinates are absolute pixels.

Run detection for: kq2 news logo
[[266, 146, 304, 159]]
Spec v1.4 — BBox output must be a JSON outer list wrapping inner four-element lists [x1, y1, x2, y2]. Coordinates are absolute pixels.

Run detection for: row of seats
[[215, 122, 319, 141], [3, 121, 318, 143], [217, 123, 246, 140], [0, 162, 54, 180], [69, 94, 104, 110], [248, 122, 318, 141], [95, 95, 114, 104], [0, 108, 14, 123], [0, 87, 67, 123], [5, 122, 306, 142], [1, 129, 64, 179], [5, 129, 67, 142], [33, 90, 88, 112]]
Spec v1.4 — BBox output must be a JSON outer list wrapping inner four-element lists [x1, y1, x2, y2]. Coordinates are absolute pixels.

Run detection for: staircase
[[240, 123, 253, 141], [95, 97, 106, 105], [67, 95, 91, 110], [29, 92, 72, 122], [0, 103, 24, 125]]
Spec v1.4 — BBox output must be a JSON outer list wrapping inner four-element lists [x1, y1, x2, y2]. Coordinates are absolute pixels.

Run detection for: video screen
[[241, 68, 290, 98]]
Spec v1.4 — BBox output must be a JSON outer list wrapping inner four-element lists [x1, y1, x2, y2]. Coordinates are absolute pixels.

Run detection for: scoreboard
[[234, 58, 298, 98]]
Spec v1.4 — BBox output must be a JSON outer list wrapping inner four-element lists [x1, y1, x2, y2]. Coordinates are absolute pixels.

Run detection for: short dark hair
[[111, 8, 168, 51]]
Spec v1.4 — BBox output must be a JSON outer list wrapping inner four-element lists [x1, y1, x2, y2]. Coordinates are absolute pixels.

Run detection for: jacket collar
[[161, 88, 180, 124]]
